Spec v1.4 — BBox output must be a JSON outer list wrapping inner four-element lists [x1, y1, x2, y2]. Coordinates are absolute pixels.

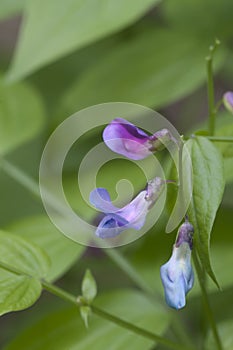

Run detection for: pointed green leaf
[[0, 78, 45, 155], [58, 27, 226, 115], [81, 269, 97, 303], [5, 290, 170, 350], [0, 230, 50, 316], [7, 0, 160, 81], [186, 136, 225, 287], [0, 275, 41, 317], [7, 215, 85, 282]]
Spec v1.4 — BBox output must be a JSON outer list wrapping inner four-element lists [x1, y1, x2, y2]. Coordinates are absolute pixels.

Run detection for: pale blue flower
[[160, 221, 194, 309], [90, 177, 165, 239]]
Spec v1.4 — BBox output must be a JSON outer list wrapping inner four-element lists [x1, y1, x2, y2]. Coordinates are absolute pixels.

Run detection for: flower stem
[[206, 136, 233, 142], [193, 250, 223, 350], [41, 280, 194, 350], [0, 259, 192, 350], [206, 39, 220, 136], [105, 249, 156, 297]]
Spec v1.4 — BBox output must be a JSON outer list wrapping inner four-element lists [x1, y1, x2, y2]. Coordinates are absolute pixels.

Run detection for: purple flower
[[103, 118, 175, 160], [223, 91, 233, 114], [90, 177, 165, 238], [160, 220, 194, 309]]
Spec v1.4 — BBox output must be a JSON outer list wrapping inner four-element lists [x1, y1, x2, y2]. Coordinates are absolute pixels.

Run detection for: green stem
[[0, 158, 40, 197], [0, 158, 158, 297], [41, 280, 193, 350], [105, 249, 156, 297], [206, 136, 233, 142], [193, 251, 223, 350], [206, 39, 220, 136], [0, 260, 192, 350]]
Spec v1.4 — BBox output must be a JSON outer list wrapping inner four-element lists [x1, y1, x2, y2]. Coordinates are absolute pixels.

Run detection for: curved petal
[[89, 188, 118, 213], [223, 91, 233, 113], [118, 190, 149, 229], [96, 214, 129, 239], [103, 118, 152, 160], [160, 243, 194, 310]]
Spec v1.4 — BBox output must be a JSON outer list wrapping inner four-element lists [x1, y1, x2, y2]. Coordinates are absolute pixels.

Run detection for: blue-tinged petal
[[96, 214, 129, 238], [223, 91, 233, 114], [103, 118, 176, 160], [89, 188, 118, 213], [91, 176, 166, 238], [103, 118, 153, 160], [160, 219, 194, 310]]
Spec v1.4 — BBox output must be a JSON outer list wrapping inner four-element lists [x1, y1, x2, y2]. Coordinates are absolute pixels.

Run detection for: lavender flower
[[223, 91, 233, 114], [160, 220, 194, 309], [103, 118, 174, 160], [90, 177, 165, 238]]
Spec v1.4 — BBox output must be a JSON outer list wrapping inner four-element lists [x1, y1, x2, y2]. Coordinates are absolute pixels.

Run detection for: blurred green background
[[0, 0, 233, 349]]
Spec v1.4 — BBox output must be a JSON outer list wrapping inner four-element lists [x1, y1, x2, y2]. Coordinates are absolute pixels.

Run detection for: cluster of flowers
[[90, 118, 194, 309]]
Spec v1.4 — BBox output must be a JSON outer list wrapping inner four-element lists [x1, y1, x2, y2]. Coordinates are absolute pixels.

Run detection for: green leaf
[[0, 275, 41, 317], [7, 215, 85, 282], [5, 290, 170, 350], [58, 27, 226, 115], [214, 123, 233, 158], [0, 230, 50, 316], [163, 0, 233, 41], [81, 269, 97, 303], [0, 0, 27, 20], [7, 0, 160, 81], [186, 136, 225, 287], [0, 78, 45, 155]]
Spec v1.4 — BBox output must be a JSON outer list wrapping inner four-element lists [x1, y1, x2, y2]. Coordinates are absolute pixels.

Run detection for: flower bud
[[160, 220, 194, 309]]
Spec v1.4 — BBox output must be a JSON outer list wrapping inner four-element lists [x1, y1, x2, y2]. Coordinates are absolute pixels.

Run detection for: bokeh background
[[0, 0, 233, 349]]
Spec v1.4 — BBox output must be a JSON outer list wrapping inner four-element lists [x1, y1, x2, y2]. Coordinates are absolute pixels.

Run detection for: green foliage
[[7, 0, 160, 81], [59, 27, 226, 114], [206, 319, 233, 350], [5, 290, 170, 350], [0, 230, 50, 316], [7, 215, 85, 281], [1, 0, 233, 348], [0, 78, 45, 155], [186, 137, 225, 287]]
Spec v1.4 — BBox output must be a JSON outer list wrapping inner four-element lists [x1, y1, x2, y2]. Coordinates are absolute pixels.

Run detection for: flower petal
[[103, 118, 152, 160], [160, 242, 194, 310], [223, 91, 233, 114], [96, 214, 129, 238], [89, 188, 118, 213]]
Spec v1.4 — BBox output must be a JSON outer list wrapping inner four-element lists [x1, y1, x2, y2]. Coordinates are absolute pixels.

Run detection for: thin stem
[[42, 280, 193, 350], [206, 39, 220, 136], [0, 260, 189, 350], [193, 250, 223, 350], [0, 158, 40, 197], [0, 158, 194, 349], [105, 249, 156, 297], [0, 158, 158, 298], [206, 136, 233, 142]]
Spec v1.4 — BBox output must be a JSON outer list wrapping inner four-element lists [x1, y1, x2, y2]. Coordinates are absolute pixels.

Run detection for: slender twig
[[105, 249, 156, 297], [42, 280, 195, 350], [193, 251, 223, 350], [206, 136, 233, 142], [0, 259, 194, 350], [206, 39, 220, 136]]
